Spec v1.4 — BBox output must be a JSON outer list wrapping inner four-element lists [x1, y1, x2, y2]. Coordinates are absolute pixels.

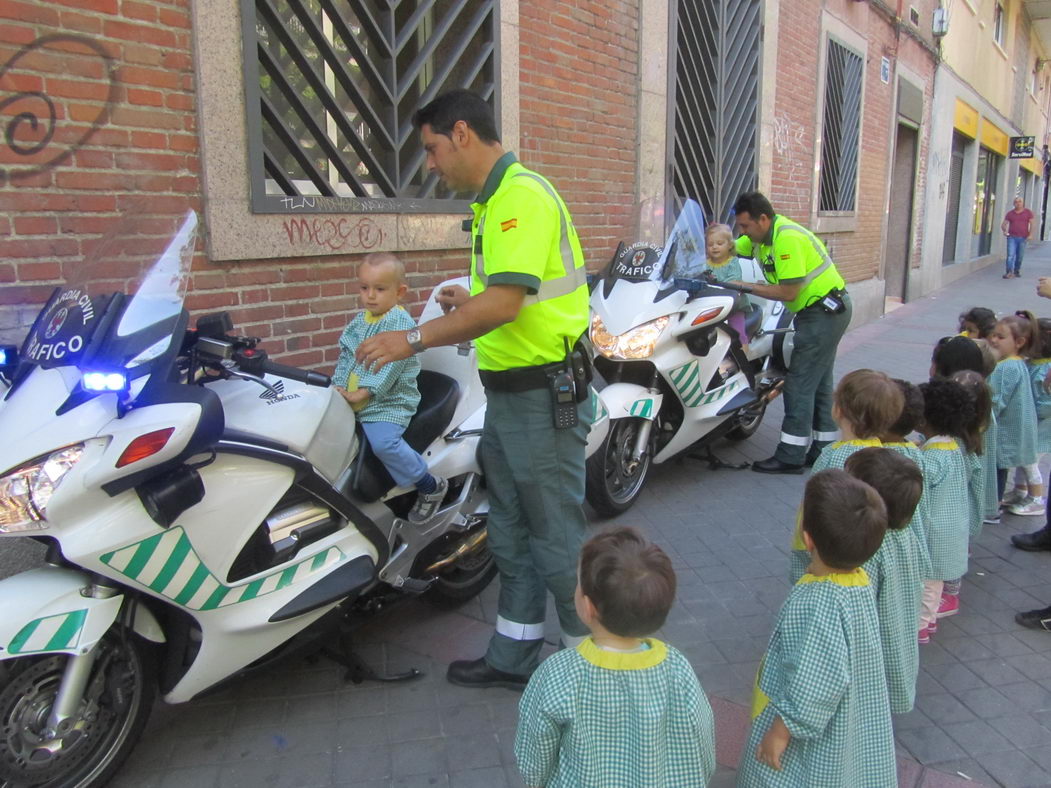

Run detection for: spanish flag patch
[[501, 218, 518, 232]]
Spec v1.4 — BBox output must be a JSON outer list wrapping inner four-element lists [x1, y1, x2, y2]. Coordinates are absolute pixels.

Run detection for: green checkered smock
[[515, 638, 716, 788], [919, 437, 970, 581], [737, 569, 895, 788], [960, 449, 985, 540], [863, 525, 926, 714], [882, 442, 933, 574], [1028, 359, 1051, 454], [990, 357, 1038, 468], [980, 415, 1000, 520], [788, 439, 881, 584], [332, 306, 421, 427]]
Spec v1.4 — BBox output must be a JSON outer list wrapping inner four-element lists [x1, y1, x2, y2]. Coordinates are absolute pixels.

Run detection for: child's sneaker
[[918, 625, 931, 645], [937, 594, 959, 618], [1008, 496, 1046, 516], [1002, 488, 1028, 507], [983, 515, 1001, 525], [409, 477, 448, 524], [928, 618, 938, 634]]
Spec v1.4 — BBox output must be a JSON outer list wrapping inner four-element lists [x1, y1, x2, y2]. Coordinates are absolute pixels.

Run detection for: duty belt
[[479, 360, 565, 393]]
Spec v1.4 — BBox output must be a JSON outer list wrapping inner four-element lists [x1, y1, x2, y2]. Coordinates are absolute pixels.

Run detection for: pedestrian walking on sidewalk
[[1001, 197, 1035, 279], [732, 192, 852, 474]]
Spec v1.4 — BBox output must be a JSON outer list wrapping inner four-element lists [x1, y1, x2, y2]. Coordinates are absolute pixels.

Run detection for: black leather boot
[[446, 657, 530, 690]]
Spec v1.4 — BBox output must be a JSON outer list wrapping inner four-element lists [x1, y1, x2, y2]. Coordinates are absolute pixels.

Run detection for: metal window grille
[[240, 0, 498, 213], [668, 0, 759, 226], [818, 39, 862, 213]]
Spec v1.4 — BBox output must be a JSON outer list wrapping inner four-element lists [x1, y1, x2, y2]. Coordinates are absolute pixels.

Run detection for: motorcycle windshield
[[19, 210, 197, 374], [603, 198, 708, 286]]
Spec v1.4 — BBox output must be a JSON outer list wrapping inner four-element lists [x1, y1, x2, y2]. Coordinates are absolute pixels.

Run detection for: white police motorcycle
[[0, 209, 607, 786], [585, 199, 794, 516]]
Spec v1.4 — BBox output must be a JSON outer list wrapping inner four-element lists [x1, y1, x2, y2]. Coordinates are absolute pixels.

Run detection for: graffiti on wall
[[0, 34, 119, 186]]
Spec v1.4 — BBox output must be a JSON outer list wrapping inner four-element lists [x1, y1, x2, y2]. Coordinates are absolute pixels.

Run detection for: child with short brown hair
[[515, 527, 716, 788], [739, 469, 895, 787]]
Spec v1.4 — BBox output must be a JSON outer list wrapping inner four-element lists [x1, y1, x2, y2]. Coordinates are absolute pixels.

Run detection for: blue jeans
[[1006, 236, 1027, 275], [361, 420, 428, 487]]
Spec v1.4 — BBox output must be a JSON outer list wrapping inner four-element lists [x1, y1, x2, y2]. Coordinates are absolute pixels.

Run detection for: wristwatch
[[406, 328, 426, 354]]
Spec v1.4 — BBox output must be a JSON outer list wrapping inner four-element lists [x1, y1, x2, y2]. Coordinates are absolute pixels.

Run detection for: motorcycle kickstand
[[688, 444, 750, 471], [322, 630, 422, 685]]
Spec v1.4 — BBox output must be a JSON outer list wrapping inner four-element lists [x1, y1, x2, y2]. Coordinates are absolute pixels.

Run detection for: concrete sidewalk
[[111, 252, 1051, 788]]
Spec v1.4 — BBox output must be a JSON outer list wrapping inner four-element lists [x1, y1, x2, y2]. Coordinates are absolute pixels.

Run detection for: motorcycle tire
[[0, 630, 156, 788], [426, 536, 498, 609], [585, 418, 652, 518], [726, 398, 767, 441]]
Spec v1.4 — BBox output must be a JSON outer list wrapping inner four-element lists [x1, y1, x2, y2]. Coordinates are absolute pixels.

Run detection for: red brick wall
[[769, 0, 937, 285], [0, 0, 639, 369]]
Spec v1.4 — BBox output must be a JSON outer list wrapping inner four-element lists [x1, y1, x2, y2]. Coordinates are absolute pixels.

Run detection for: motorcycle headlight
[[0, 445, 85, 533], [590, 314, 669, 360]]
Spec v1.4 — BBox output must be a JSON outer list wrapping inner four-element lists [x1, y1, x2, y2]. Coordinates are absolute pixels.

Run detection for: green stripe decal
[[101, 528, 347, 611], [276, 566, 298, 590], [671, 364, 691, 385], [675, 366, 698, 394], [123, 536, 160, 580], [150, 536, 191, 593], [9, 619, 40, 654], [46, 609, 87, 651], [173, 563, 210, 606], [241, 578, 266, 603]]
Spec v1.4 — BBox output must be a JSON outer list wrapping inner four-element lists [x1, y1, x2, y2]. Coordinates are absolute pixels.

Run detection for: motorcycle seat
[[350, 370, 461, 503]]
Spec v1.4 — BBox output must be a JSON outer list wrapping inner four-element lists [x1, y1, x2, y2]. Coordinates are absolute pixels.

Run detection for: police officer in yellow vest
[[357, 90, 592, 689], [731, 191, 852, 473]]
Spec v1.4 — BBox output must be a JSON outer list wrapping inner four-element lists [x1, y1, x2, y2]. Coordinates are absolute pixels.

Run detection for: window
[[241, 0, 498, 213], [993, 2, 1005, 47], [818, 39, 863, 213]]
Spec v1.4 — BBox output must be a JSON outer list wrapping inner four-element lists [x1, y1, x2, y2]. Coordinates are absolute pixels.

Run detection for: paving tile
[[920, 758, 995, 786], [333, 744, 394, 782], [391, 737, 448, 778], [956, 686, 1018, 718], [962, 657, 1030, 686], [895, 726, 968, 765], [986, 713, 1051, 747], [971, 748, 1051, 788], [941, 719, 1016, 755], [450, 766, 510, 788], [158, 765, 221, 788], [444, 732, 503, 771]]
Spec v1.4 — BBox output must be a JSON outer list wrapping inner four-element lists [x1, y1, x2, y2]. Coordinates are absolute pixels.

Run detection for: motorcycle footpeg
[[387, 574, 434, 595]]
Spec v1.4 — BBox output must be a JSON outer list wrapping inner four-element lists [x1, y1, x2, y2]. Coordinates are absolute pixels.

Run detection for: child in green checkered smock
[[1012, 318, 1051, 515], [917, 378, 976, 638], [516, 528, 716, 788], [787, 370, 904, 584], [846, 448, 927, 715], [739, 470, 895, 788], [988, 313, 1040, 511]]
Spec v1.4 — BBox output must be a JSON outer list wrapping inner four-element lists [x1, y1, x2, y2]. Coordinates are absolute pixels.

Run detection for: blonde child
[[738, 470, 895, 787], [1005, 316, 1051, 517], [788, 369, 903, 583], [988, 311, 1040, 513], [516, 527, 716, 787], [917, 378, 976, 642], [703, 223, 751, 347], [845, 448, 926, 714], [333, 254, 446, 524]]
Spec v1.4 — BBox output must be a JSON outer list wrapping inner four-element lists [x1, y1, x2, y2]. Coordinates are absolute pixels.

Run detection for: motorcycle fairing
[[0, 567, 162, 659], [599, 383, 663, 422], [591, 278, 689, 338]]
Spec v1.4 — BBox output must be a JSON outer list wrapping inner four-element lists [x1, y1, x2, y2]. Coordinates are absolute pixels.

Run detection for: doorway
[[974, 147, 1001, 257], [885, 123, 918, 301]]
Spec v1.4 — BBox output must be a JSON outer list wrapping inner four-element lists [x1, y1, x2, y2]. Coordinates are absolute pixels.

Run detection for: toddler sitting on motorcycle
[[333, 253, 446, 524], [702, 223, 752, 349]]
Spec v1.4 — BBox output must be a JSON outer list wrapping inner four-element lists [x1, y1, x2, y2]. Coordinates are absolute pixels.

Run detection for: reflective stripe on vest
[[475, 172, 586, 304], [771, 223, 832, 287]]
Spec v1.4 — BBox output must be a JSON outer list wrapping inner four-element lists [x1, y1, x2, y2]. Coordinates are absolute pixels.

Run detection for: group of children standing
[[511, 307, 1051, 786]]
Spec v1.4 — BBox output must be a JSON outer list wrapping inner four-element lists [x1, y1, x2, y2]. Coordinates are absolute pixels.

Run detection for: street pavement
[[30, 250, 1051, 787]]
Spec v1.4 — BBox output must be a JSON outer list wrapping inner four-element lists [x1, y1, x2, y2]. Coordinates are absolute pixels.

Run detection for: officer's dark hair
[[884, 378, 924, 440], [844, 448, 922, 531], [919, 377, 975, 447], [733, 191, 775, 220], [931, 335, 984, 378], [833, 369, 904, 439], [950, 370, 991, 455], [412, 89, 501, 144], [802, 469, 887, 569], [579, 526, 676, 638]]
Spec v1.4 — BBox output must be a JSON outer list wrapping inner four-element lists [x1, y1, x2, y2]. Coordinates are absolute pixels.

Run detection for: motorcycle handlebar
[[258, 359, 331, 388]]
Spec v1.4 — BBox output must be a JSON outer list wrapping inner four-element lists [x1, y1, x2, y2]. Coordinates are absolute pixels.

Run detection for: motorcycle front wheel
[[585, 417, 651, 517], [0, 631, 156, 788]]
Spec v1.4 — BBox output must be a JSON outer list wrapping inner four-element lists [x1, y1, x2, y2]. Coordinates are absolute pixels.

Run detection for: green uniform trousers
[[775, 295, 853, 465], [481, 386, 591, 676]]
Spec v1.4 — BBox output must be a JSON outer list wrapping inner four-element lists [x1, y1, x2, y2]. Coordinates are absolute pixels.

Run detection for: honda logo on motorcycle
[[259, 380, 301, 405]]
